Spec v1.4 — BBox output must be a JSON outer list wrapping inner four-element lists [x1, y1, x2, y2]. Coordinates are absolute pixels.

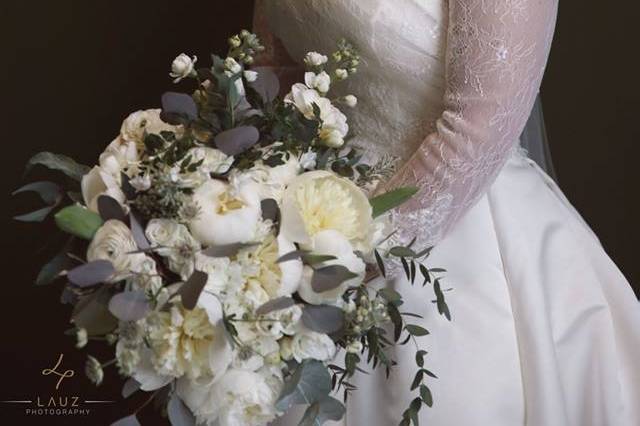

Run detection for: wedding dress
[[254, 1, 640, 425]]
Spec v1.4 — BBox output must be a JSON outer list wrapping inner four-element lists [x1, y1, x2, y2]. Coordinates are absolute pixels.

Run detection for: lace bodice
[[255, 0, 559, 246]]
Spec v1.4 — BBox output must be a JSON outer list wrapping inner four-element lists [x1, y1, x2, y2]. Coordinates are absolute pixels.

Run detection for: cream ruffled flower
[[146, 291, 232, 381], [280, 170, 373, 248], [120, 109, 180, 146]]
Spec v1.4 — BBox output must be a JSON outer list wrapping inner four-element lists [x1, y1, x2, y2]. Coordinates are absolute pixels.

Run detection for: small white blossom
[[244, 70, 258, 82], [347, 340, 363, 354], [304, 71, 331, 94], [85, 356, 104, 386], [170, 53, 197, 83], [344, 95, 358, 108], [304, 51, 328, 67], [299, 150, 317, 170], [75, 328, 88, 349], [335, 68, 348, 80], [224, 57, 242, 74]]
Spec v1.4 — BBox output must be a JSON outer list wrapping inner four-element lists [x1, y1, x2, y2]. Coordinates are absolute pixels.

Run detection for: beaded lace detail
[[255, 0, 558, 247]]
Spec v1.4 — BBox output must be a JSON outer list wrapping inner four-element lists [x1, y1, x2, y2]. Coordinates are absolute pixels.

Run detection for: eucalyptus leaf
[[177, 271, 209, 310], [72, 286, 118, 336], [14, 206, 57, 222], [275, 360, 332, 412], [68, 260, 115, 287], [168, 393, 196, 426], [214, 126, 260, 156], [302, 305, 345, 334], [111, 414, 141, 426], [299, 396, 346, 426], [256, 297, 296, 316], [405, 324, 430, 337], [108, 291, 150, 322], [129, 212, 150, 250], [261, 198, 280, 223], [369, 187, 419, 218], [201, 242, 258, 258], [389, 246, 418, 258], [121, 378, 140, 399], [161, 92, 198, 124], [54, 205, 103, 240], [277, 250, 309, 264], [249, 67, 280, 103], [36, 248, 76, 286], [25, 152, 90, 182], [13, 181, 63, 205], [97, 195, 127, 223], [420, 384, 433, 407], [311, 265, 358, 293]]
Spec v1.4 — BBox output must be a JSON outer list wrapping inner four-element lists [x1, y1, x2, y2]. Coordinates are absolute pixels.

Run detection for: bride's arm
[[381, 0, 559, 246], [252, 0, 302, 90]]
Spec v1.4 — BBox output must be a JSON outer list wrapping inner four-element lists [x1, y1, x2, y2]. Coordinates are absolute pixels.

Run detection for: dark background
[[1, 1, 637, 425]]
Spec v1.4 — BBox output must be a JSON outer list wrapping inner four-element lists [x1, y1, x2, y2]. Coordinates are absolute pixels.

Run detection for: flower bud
[[304, 51, 329, 67], [228, 35, 242, 48], [335, 68, 348, 81], [85, 356, 104, 386], [344, 95, 358, 108], [75, 328, 88, 349], [169, 53, 197, 83]]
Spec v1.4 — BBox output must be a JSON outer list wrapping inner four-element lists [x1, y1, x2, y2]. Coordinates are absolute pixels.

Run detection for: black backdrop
[[1, 1, 637, 425]]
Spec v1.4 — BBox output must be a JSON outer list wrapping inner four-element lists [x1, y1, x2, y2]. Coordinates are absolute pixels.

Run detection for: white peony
[[280, 170, 373, 248], [120, 109, 179, 145], [290, 328, 337, 363], [304, 71, 331, 94], [87, 220, 148, 282], [297, 230, 366, 305], [178, 368, 282, 426], [170, 53, 197, 83], [304, 51, 328, 67], [188, 179, 262, 246], [81, 138, 137, 212], [146, 291, 232, 381]]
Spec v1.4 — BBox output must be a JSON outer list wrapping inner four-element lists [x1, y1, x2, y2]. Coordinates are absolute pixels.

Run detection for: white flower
[[319, 128, 344, 148], [145, 219, 201, 279], [178, 368, 282, 426], [188, 146, 234, 175], [304, 71, 331, 94], [146, 291, 232, 381], [81, 138, 137, 212], [85, 356, 104, 386], [234, 154, 300, 202], [344, 95, 358, 108], [129, 174, 151, 192], [299, 150, 317, 170], [120, 109, 179, 145], [224, 57, 242, 74], [170, 53, 197, 83], [290, 328, 337, 363], [188, 179, 262, 246], [304, 51, 328, 67], [346, 340, 363, 354], [335, 68, 348, 80], [315, 97, 349, 140], [87, 220, 148, 282], [243, 70, 258, 82], [284, 83, 321, 119], [280, 170, 373, 248], [75, 328, 88, 349], [297, 230, 366, 305]]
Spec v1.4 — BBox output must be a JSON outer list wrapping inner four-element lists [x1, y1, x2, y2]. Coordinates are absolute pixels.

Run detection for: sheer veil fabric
[[255, 1, 640, 425]]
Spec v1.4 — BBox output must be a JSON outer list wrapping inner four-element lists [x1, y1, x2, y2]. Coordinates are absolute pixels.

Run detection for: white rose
[[290, 328, 337, 363], [120, 109, 179, 145], [304, 71, 331, 94], [81, 138, 137, 212], [224, 57, 242, 74], [170, 53, 197, 83], [297, 230, 366, 305], [280, 170, 373, 248], [304, 51, 328, 67], [243, 70, 258, 82], [178, 368, 281, 426], [87, 220, 148, 282], [344, 95, 358, 108], [188, 179, 262, 246]]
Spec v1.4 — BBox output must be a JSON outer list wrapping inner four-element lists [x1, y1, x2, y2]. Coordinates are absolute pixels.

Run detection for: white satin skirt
[[275, 154, 640, 426]]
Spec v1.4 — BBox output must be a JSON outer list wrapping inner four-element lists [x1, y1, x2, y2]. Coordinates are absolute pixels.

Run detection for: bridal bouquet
[[15, 30, 450, 426]]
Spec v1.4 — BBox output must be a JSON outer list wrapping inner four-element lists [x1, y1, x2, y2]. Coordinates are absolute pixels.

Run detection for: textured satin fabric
[[256, 1, 640, 424]]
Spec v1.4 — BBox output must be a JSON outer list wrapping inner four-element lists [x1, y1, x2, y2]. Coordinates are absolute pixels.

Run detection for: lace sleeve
[[382, 0, 558, 247]]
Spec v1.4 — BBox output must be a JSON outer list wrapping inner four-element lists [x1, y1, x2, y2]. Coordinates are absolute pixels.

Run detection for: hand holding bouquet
[[15, 30, 450, 426]]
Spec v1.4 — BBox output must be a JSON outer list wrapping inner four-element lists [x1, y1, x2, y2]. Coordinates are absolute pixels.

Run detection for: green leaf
[[311, 265, 358, 293], [54, 205, 103, 240], [420, 384, 433, 407], [369, 187, 418, 218], [405, 324, 430, 337], [389, 246, 417, 258], [25, 152, 90, 182], [302, 305, 345, 334], [298, 396, 346, 426], [434, 280, 452, 321], [276, 360, 332, 412], [374, 249, 386, 278]]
